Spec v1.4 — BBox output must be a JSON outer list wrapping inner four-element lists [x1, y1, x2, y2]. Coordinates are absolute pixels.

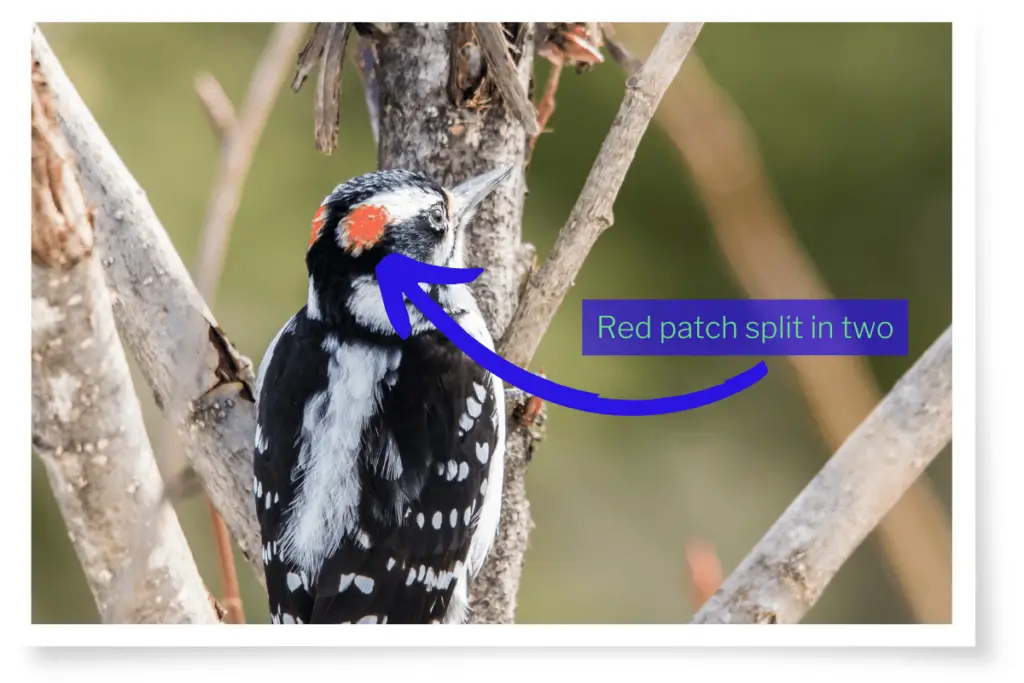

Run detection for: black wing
[[252, 315, 329, 624]]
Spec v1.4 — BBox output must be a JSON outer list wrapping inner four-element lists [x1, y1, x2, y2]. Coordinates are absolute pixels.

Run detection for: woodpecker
[[252, 167, 511, 624]]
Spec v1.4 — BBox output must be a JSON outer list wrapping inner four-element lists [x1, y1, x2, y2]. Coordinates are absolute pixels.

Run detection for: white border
[[9, 2, 981, 663], [28, 623, 970, 648]]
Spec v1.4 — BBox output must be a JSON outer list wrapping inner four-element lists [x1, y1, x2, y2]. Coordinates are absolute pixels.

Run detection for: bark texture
[[32, 27, 268, 587], [31, 58, 216, 624]]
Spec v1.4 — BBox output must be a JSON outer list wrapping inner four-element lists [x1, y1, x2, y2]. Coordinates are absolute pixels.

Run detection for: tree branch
[[31, 57, 216, 624], [693, 325, 952, 624], [31, 26, 268, 586], [500, 22, 703, 368]]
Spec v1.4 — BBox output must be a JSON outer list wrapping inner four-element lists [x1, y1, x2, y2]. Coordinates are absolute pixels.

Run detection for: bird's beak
[[447, 165, 515, 226]]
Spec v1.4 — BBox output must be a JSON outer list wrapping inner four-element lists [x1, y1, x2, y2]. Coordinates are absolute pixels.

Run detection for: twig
[[473, 23, 540, 135], [527, 60, 563, 159], [314, 23, 350, 154], [31, 58, 216, 624], [693, 326, 952, 624], [291, 22, 331, 92], [31, 26, 269, 587], [499, 23, 703, 367], [194, 72, 236, 135]]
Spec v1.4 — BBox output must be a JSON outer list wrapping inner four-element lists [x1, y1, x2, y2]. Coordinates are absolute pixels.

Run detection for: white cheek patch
[[348, 274, 435, 336]]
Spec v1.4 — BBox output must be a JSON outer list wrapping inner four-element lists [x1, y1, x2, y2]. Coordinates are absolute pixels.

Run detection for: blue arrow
[[376, 253, 767, 416]]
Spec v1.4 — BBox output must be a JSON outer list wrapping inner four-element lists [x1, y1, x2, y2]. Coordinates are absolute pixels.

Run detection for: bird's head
[[304, 166, 512, 328]]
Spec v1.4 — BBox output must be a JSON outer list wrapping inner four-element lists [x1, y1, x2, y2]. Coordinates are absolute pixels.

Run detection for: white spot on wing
[[339, 573, 354, 592], [354, 575, 375, 594], [466, 397, 482, 418], [254, 423, 268, 453], [286, 573, 303, 592], [431, 511, 442, 529], [356, 614, 378, 624], [450, 508, 458, 527], [475, 442, 489, 464], [446, 460, 457, 480], [307, 277, 321, 320], [348, 274, 435, 336], [457, 461, 469, 481], [443, 561, 470, 624]]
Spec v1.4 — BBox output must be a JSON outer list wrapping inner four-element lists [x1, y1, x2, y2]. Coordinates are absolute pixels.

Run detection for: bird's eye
[[429, 206, 446, 231]]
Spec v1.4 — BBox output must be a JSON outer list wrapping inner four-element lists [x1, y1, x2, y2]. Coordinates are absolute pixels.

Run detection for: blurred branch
[[500, 22, 703, 368], [31, 26, 268, 590], [194, 22, 306, 300], [599, 23, 642, 75], [190, 22, 304, 626], [685, 539, 723, 611], [194, 73, 236, 135], [607, 22, 952, 622], [694, 326, 952, 624], [30, 59, 216, 624]]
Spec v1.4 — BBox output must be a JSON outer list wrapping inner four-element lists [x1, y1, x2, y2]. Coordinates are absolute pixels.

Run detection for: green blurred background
[[32, 22, 952, 624]]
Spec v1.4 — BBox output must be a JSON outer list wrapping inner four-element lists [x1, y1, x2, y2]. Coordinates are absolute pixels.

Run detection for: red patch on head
[[309, 205, 327, 247], [342, 204, 390, 250]]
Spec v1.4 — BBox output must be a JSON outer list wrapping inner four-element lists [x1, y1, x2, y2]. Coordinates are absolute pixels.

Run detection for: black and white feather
[[252, 167, 511, 624]]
